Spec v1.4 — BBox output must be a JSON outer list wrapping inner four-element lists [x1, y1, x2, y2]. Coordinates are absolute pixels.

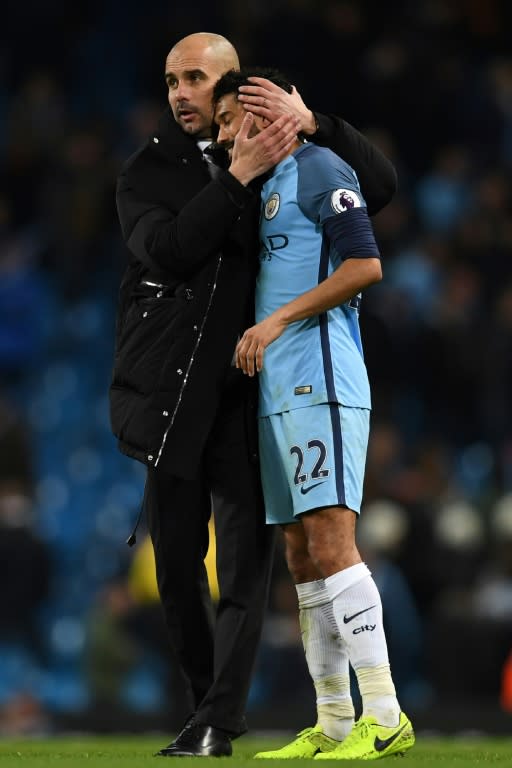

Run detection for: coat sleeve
[[312, 113, 397, 216], [116, 163, 254, 278]]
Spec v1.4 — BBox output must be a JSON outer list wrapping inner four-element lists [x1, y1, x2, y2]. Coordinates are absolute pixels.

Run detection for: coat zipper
[[152, 255, 223, 468]]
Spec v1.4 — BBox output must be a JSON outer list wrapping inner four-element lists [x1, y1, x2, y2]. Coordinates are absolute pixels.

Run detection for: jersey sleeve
[[297, 146, 380, 261], [311, 112, 397, 216], [296, 145, 365, 223]]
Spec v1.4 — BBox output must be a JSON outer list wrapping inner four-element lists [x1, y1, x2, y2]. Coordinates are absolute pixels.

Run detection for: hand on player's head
[[238, 78, 315, 135]]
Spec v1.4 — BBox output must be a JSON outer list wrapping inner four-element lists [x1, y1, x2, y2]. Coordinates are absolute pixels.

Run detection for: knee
[[285, 542, 317, 583], [306, 537, 332, 575], [307, 535, 360, 577]]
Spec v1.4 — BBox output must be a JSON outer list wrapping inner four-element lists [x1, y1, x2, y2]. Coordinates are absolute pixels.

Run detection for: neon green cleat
[[314, 712, 415, 760], [254, 725, 342, 759]]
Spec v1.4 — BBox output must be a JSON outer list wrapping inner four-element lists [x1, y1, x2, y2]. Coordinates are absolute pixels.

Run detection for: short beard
[[177, 116, 212, 139]]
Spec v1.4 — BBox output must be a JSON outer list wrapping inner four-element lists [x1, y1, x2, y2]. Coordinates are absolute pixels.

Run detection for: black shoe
[[155, 722, 233, 757]]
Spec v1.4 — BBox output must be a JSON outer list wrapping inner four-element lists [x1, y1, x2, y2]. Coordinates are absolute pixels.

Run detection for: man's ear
[[254, 114, 270, 130]]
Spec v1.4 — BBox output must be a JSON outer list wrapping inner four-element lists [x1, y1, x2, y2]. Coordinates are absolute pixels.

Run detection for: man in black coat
[[110, 32, 397, 757]]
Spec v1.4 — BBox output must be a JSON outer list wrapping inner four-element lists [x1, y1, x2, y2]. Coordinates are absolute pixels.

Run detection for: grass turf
[[0, 735, 511, 766]]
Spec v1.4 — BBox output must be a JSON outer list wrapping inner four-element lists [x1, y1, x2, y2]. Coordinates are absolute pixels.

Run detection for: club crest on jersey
[[264, 193, 280, 220], [331, 189, 361, 214]]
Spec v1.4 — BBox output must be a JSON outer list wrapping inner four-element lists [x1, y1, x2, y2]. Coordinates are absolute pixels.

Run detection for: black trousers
[[145, 373, 275, 735]]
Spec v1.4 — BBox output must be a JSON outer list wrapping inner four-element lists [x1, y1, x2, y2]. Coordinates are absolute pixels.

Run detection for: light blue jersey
[[256, 142, 377, 417]]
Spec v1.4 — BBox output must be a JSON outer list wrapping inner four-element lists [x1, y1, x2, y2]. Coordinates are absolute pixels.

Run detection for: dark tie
[[203, 151, 221, 179]]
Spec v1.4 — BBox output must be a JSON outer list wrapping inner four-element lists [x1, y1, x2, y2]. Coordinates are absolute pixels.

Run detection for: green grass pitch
[[0, 735, 512, 767]]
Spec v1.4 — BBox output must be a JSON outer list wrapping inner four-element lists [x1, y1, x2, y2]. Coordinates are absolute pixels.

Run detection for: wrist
[[228, 164, 252, 187], [274, 307, 291, 327], [302, 110, 319, 136]]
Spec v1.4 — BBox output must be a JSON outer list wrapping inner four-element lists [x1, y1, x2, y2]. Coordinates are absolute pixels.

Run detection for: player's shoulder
[[294, 142, 357, 181], [293, 143, 366, 220]]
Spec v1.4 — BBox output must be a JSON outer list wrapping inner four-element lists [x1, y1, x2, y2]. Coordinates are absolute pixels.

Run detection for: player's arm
[[237, 77, 397, 215], [236, 203, 381, 376], [236, 254, 381, 376], [267, 254, 381, 324]]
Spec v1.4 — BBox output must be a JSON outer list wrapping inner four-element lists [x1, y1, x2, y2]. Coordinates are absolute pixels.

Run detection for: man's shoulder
[[295, 142, 355, 179], [120, 142, 150, 176], [119, 107, 196, 178], [293, 143, 362, 218]]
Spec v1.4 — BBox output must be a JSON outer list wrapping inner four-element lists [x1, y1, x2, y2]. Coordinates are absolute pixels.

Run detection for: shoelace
[[294, 727, 316, 741], [342, 719, 369, 745]]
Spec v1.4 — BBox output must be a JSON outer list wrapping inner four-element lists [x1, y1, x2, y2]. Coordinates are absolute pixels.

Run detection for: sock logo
[[343, 605, 376, 624], [374, 722, 407, 752], [353, 624, 376, 634]]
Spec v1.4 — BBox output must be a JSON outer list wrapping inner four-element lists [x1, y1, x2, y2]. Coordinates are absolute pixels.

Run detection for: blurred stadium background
[[1, 0, 512, 737]]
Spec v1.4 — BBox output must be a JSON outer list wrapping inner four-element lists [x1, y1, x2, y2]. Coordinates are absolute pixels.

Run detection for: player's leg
[[284, 523, 355, 742], [302, 516, 415, 761], [290, 405, 414, 760], [255, 414, 352, 760], [302, 506, 401, 722]]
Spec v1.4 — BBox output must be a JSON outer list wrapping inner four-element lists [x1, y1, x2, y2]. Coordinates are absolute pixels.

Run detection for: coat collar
[[155, 107, 207, 164]]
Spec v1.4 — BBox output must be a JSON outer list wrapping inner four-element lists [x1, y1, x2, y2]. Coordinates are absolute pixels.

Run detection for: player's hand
[[238, 77, 317, 136], [235, 314, 287, 376], [229, 112, 301, 186]]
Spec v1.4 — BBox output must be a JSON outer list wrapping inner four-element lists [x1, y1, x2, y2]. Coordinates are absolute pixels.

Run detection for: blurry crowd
[[1, 0, 512, 735]]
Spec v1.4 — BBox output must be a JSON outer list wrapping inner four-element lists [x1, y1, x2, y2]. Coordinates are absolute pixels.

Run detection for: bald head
[[165, 33, 240, 138], [169, 33, 239, 71]]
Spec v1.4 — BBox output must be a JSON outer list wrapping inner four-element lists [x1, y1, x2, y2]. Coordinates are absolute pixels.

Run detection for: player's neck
[[284, 137, 304, 159]]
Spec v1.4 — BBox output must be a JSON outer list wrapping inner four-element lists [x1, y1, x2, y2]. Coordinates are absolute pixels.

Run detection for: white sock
[[296, 580, 354, 740], [325, 563, 400, 726]]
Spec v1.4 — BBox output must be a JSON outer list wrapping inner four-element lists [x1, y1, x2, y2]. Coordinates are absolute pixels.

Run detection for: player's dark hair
[[212, 66, 293, 105]]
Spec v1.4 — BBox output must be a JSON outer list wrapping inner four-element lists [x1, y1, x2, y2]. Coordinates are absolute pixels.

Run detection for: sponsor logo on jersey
[[260, 234, 289, 262], [264, 192, 280, 220], [331, 188, 361, 214]]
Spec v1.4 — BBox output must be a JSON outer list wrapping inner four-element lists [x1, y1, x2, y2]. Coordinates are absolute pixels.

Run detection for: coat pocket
[[109, 385, 165, 458], [113, 296, 186, 392]]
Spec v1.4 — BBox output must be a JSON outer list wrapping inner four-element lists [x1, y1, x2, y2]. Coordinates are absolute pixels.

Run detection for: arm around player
[[237, 76, 396, 215]]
